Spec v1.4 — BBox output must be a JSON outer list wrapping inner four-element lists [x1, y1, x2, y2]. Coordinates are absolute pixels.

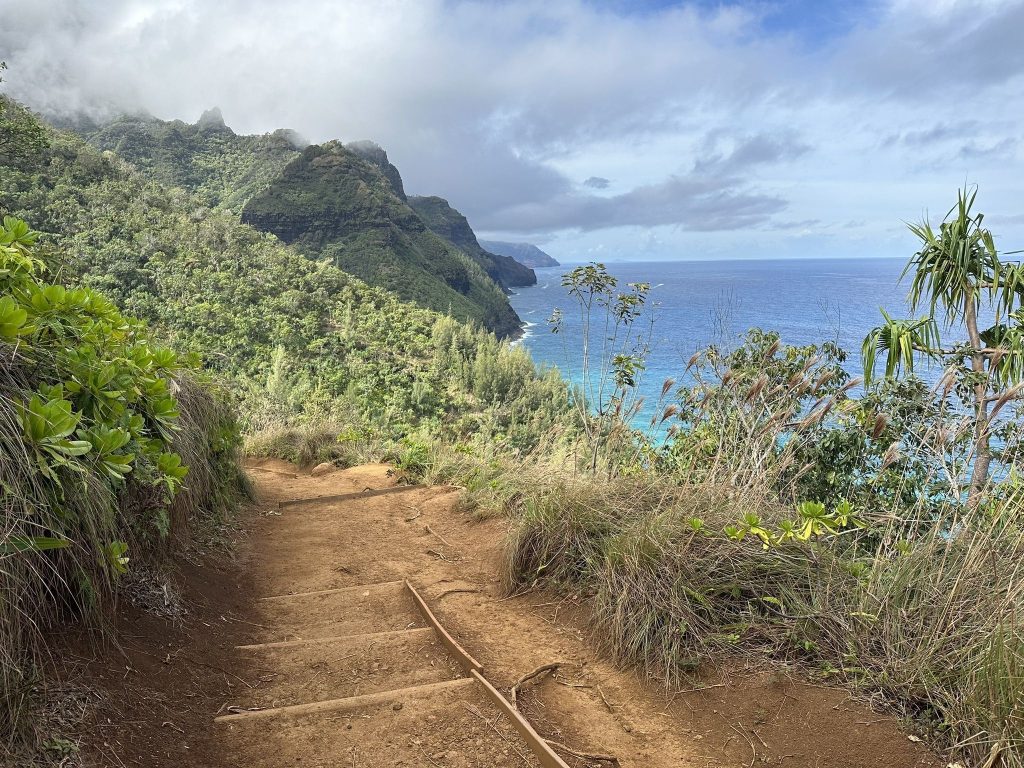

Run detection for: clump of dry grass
[[501, 466, 1024, 766], [244, 420, 383, 469]]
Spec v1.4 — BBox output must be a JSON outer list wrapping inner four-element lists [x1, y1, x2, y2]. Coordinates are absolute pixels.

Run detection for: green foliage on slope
[[408, 195, 536, 288], [0, 99, 567, 442], [82, 109, 301, 213], [0, 214, 245, 749], [77, 113, 525, 337], [241, 142, 524, 337]]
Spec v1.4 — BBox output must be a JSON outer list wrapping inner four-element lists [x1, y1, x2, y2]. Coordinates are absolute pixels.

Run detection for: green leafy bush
[[0, 216, 244, 750]]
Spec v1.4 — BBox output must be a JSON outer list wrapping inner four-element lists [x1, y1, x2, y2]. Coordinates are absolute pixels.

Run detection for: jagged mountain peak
[[197, 106, 228, 131]]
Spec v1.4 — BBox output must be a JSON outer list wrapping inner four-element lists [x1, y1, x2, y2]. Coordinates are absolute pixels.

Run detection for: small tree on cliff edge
[[863, 187, 1024, 510]]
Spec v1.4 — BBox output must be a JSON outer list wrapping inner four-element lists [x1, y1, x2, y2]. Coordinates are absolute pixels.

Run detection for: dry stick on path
[[461, 702, 532, 766], [435, 588, 480, 600], [596, 684, 616, 713], [547, 740, 620, 765], [511, 662, 621, 765], [424, 524, 452, 547], [510, 663, 565, 709]]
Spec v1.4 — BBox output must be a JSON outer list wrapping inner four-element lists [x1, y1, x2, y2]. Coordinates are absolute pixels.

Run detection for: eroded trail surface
[[217, 461, 942, 768], [67, 462, 945, 767]]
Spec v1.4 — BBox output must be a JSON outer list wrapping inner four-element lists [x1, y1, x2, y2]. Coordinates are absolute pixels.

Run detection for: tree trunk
[[965, 299, 992, 510]]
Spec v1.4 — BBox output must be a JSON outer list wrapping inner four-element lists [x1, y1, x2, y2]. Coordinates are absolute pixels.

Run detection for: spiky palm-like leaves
[[863, 188, 1024, 508]]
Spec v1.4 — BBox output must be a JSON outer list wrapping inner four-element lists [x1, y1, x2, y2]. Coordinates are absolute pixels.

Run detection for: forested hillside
[[242, 142, 523, 336], [0, 98, 568, 441], [81, 109, 301, 212], [77, 112, 525, 337]]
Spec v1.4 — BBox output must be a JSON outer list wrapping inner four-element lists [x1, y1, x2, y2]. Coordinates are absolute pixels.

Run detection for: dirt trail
[[63, 461, 946, 767]]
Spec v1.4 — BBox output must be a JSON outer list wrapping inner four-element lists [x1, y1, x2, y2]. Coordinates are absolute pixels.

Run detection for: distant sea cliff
[[481, 240, 560, 269]]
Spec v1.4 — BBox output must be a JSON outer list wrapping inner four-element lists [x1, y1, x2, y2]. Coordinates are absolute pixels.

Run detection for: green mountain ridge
[[75, 112, 525, 337], [81, 110, 302, 213], [0, 96, 566, 437], [240, 141, 523, 337], [408, 195, 536, 289]]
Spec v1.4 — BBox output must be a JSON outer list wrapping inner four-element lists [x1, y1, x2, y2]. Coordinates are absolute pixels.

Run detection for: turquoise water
[[509, 257, 916, 420]]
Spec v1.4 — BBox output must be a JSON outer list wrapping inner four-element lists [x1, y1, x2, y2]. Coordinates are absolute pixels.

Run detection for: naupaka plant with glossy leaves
[[863, 188, 1024, 509]]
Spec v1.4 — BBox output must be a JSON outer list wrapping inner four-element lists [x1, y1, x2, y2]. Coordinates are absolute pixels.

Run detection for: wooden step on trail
[[214, 677, 476, 723], [235, 626, 433, 651], [277, 484, 422, 509], [258, 579, 405, 602]]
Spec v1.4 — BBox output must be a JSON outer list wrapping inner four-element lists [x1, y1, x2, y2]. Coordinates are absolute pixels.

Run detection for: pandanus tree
[[863, 188, 1024, 510]]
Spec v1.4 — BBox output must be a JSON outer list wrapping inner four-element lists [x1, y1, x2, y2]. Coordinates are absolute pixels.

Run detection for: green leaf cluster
[[1, 215, 196, 529]]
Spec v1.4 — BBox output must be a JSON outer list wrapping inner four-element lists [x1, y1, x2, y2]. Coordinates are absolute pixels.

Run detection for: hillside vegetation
[[0, 95, 573, 759], [408, 195, 536, 288], [413, 254, 1024, 768], [5, 89, 1023, 768], [78, 113, 526, 337], [0, 213, 246, 753], [81, 108, 301, 213], [0, 100, 568, 442], [242, 142, 524, 337]]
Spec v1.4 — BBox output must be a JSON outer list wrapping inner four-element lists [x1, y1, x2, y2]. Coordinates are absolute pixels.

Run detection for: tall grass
[[496, 465, 1024, 765], [414, 327, 1024, 766], [0, 371, 247, 757]]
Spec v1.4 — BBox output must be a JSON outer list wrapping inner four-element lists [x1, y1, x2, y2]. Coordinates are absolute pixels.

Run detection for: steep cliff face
[[409, 196, 536, 289], [480, 240, 560, 269], [345, 140, 407, 200], [241, 143, 523, 337]]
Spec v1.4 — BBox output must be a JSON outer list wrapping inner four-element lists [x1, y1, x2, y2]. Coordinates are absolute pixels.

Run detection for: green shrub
[[0, 216, 245, 751]]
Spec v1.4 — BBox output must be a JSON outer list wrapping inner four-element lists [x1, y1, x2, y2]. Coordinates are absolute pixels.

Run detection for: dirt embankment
[[47, 461, 943, 768]]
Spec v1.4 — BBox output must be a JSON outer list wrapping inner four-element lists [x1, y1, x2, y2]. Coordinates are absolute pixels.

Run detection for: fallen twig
[[462, 702, 532, 765], [511, 662, 565, 709], [728, 722, 757, 768], [596, 684, 616, 713], [547, 739, 619, 765], [674, 682, 727, 695], [415, 744, 444, 768], [436, 588, 480, 600], [425, 524, 452, 547]]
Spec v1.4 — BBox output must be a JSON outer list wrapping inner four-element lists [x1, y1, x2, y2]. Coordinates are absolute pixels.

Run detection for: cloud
[[478, 171, 788, 233], [884, 122, 982, 148], [959, 137, 1018, 160], [693, 131, 812, 175], [0, 0, 1021, 257]]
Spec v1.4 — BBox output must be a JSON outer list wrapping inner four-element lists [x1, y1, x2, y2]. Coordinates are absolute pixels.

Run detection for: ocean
[[508, 257, 919, 421]]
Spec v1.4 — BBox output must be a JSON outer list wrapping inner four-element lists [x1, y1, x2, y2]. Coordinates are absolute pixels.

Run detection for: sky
[[2, 0, 1023, 263]]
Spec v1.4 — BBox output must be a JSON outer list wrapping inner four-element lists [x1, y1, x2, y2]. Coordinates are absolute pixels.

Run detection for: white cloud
[[1, 0, 1022, 260]]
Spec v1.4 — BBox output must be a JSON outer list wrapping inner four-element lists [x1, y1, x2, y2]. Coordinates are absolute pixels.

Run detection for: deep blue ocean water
[[509, 258, 917, 422]]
